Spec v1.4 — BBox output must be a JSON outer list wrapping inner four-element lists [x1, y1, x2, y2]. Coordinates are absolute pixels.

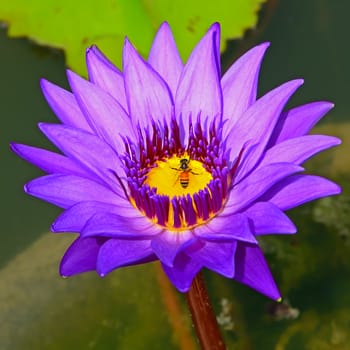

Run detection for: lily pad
[[0, 0, 266, 74]]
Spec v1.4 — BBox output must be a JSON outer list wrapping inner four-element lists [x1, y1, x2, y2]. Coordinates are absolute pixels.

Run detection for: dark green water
[[1, 0, 349, 349]]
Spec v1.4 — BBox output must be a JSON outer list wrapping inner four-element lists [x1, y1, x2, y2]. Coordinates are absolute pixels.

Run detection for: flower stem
[[186, 272, 226, 350]]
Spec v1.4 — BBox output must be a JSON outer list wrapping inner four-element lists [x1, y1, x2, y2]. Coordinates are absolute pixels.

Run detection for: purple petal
[[39, 123, 126, 197], [81, 212, 162, 239], [52, 200, 137, 233], [40, 79, 91, 132], [86, 45, 127, 110], [148, 22, 183, 96], [222, 43, 270, 138], [162, 252, 202, 292], [226, 79, 304, 178], [259, 135, 341, 168], [97, 239, 154, 276], [151, 230, 196, 267], [60, 237, 106, 276], [194, 213, 257, 243], [67, 70, 136, 150], [10, 143, 88, 177], [234, 242, 281, 300], [244, 202, 296, 235], [25, 174, 121, 209], [186, 240, 237, 278], [226, 163, 303, 213], [175, 23, 222, 144], [261, 174, 341, 210], [123, 38, 174, 129], [268, 101, 334, 147]]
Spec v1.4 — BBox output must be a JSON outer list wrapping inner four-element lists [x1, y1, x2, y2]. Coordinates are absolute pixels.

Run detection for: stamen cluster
[[121, 117, 230, 230]]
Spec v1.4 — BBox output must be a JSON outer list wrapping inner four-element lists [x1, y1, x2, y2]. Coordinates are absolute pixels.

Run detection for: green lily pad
[[0, 0, 266, 74]]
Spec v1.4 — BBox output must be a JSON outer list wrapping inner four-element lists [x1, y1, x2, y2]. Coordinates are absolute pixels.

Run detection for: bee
[[171, 158, 199, 188]]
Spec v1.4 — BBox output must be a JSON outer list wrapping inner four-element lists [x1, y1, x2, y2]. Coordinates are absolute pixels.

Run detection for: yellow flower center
[[144, 155, 213, 198], [123, 117, 231, 232]]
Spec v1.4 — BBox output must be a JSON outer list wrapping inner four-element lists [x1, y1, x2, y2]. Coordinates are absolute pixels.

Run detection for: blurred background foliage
[[1, 0, 349, 349]]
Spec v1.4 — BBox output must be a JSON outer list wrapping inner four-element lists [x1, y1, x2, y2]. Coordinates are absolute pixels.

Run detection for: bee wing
[[173, 171, 181, 186]]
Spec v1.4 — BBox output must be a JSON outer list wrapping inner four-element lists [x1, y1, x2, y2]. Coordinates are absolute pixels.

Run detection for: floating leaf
[[0, 233, 193, 350], [0, 0, 266, 74]]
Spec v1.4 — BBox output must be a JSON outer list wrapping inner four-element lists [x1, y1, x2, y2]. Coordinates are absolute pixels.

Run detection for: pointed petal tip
[[268, 78, 304, 101], [23, 178, 43, 196], [333, 136, 342, 146], [247, 42, 270, 59], [177, 285, 190, 293], [66, 69, 81, 90], [39, 77, 48, 88], [209, 22, 221, 33], [37, 122, 56, 136], [122, 37, 141, 66], [290, 224, 298, 234], [59, 263, 70, 277], [325, 101, 335, 110], [277, 78, 304, 92], [271, 291, 282, 301], [9, 142, 18, 153], [59, 260, 66, 277], [291, 78, 304, 87], [207, 22, 221, 46], [321, 178, 342, 196], [37, 122, 47, 132], [333, 183, 342, 195], [253, 41, 271, 52], [309, 100, 334, 111], [23, 182, 30, 194], [123, 36, 133, 51], [260, 41, 271, 48], [268, 287, 282, 301], [40, 78, 56, 96], [293, 164, 305, 173], [50, 220, 62, 233], [86, 44, 98, 54], [310, 134, 341, 147], [66, 69, 87, 88], [97, 257, 113, 277], [226, 271, 235, 278], [86, 46, 98, 63], [66, 68, 78, 82], [232, 274, 282, 300], [86, 44, 109, 64], [158, 21, 171, 31], [40, 77, 57, 90], [50, 222, 57, 232]]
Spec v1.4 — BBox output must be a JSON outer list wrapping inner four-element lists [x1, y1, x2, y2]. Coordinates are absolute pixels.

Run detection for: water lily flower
[[11, 22, 341, 300]]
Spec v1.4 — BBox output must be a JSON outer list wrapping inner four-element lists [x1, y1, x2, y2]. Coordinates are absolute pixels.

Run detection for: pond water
[[1, 0, 349, 349]]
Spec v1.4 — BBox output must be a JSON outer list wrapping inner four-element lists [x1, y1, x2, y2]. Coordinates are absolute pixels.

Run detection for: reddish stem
[[186, 272, 226, 350]]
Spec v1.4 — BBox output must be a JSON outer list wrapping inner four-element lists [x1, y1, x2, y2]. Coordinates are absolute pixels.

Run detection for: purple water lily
[[12, 22, 340, 300]]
